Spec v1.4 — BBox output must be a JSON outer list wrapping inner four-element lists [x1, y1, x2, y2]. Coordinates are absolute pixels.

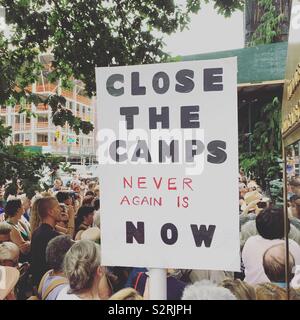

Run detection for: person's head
[[219, 278, 256, 300], [18, 194, 31, 211], [88, 182, 96, 191], [37, 197, 61, 224], [85, 191, 95, 197], [290, 177, 300, 196], [80, 227, 100, 244], [0, 242, 20, 267], [109, 288, 143, 300], [53, 179, 62, 190], [0, 222, 12, 243], [56, 192, 72, 206], [46, 235, 74, 273], [94, 186, 100, 198], [4, 199, 24, 220], [263, 243, 295, 283], [290, 195, 300, 218], [93, 198, 100, 212], [82, 195, 94, 207], [75, 206, 95, 232], [239, 183, 248, 198], [57, 203, 69, 226], [63, 240, 106, 296], [256, 207, 288, 240], [181, 280, 237, 300]]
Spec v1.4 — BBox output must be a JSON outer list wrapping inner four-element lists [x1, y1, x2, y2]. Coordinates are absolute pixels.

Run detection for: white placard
[[96, 58, 240, 271]]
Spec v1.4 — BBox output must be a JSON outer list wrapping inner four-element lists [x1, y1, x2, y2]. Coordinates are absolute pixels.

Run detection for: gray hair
[[240, 220, 257, 249], [0, 242, 20, 264], [63, 240, 101, 293], [181, 280, 237, 300], [0, 222, 12, 235], [46, 235, 74, 272]]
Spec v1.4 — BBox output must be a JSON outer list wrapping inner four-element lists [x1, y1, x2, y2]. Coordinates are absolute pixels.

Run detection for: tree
[[0, 0, 244, 129], [0, 0, 244, 198], [0, 119, 70, 199], [239, 97, 282, 199]]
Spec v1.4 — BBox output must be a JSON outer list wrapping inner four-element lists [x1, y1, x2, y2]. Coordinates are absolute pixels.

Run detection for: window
[[37, 115, 48, 123], [14, 134, 20, 142], [37, 134, 48, 142]]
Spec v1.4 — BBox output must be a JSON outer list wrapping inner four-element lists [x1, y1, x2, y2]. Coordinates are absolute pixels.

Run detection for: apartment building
[[0, 55, 96, 165]]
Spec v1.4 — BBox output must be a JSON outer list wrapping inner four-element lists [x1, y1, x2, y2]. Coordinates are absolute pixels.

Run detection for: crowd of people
[[0, 171, 300, 300]]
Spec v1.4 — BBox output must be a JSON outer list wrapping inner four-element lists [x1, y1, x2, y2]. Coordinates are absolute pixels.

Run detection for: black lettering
[[131, 140, 152, 162], [161, 223, 178, 245], [181, 106, 200, 128], [159, 140, 179, 163], [204, 68, 223, 91], [149, 107, 170, 129], [106, 74, 124, 96], [126, 221, 145, 244], [175, 69, 195, 93], [109, 140, 128, 162], [120, 107, 139, 130], [152, 71, 170, 94], [191, 224, 216, 247], [185, 140, 205, 162], [207, 140, 227, 164], [131, 72, 146, 95]]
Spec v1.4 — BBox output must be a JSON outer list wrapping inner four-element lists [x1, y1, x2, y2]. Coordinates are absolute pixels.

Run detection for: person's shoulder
[[289, 238, 300, 250], [56, 286, 80, 300], [244, 234, 261, 245]]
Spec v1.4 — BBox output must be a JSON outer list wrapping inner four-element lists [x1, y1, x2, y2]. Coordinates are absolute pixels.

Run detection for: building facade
[[0, 55, 96, 165]]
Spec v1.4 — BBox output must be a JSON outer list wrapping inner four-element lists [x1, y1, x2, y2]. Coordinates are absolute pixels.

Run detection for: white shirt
[[56, 286, 82, 300], [242, 235, 300, 285]]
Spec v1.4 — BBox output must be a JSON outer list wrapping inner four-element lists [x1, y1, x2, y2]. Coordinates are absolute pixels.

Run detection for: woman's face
[[17, 204, 25, 218], [84, 212, 95, 226]]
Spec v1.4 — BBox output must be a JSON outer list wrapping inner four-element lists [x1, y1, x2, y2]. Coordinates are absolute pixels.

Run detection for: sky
[[163, 2, 245, 56]]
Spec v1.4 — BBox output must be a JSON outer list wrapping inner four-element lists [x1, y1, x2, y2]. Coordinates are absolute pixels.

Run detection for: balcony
[[36, 83, 57, 93], [76, 95, 92, 106], [61, 89, 74, 100], [37, 122, 49, 129], [36, 141, 48, 146], [36, 104, 49, 111]]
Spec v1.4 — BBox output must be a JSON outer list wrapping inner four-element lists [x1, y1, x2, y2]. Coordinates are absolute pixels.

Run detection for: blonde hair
[[29, 196, 42, 233], [219, 278, 256, 300], [109, 288, 143, 300], [63, 240, 101, 293]]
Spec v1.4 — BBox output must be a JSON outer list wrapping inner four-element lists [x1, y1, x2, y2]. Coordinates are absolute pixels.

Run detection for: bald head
[[263, 244, 295, 283]]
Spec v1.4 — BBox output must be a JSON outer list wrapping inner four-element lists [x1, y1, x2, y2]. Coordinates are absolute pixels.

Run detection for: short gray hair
[[0, 242, 19, 264], [0, 222, 12, 235], [181, 280, 237, 300], [46, 235, 74, 272], [63, 240, 101, 293]]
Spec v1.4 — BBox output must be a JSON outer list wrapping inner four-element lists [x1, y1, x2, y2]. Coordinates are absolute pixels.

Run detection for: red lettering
[[183, 178, 193, 191], [138, 177, 147, 189], [168, 178, 177, 190], [153, 177, 163, 190], [123, 177, 133, 189], [120, 195, 130, 205]]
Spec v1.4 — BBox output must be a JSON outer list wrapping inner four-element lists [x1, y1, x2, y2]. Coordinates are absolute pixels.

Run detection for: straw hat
[[241, 191, 269, 211], [80, 227, 100, 243], [0, 266, 20, 300]]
